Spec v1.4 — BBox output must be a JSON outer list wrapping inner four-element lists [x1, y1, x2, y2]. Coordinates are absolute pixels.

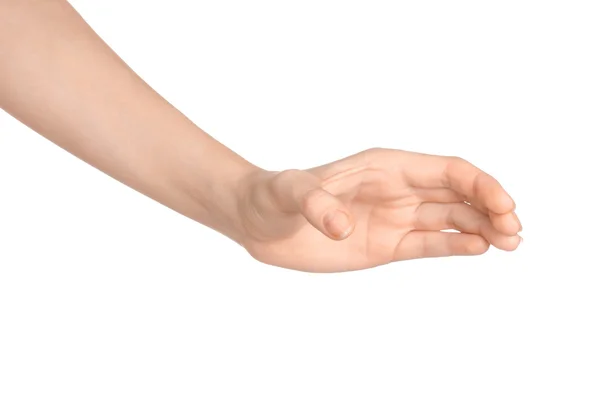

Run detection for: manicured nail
[[324, 210, 352, 239]]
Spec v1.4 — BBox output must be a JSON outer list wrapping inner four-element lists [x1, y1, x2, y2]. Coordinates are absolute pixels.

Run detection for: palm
[[241, 149, 521, 272]]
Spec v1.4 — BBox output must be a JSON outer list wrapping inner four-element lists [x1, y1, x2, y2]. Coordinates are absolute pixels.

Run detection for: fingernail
[[324, 210, 352, 239], [519, 235, 523, 244]]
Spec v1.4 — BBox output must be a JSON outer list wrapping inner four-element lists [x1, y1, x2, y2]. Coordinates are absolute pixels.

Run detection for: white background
[[1, 1, 599, 396]]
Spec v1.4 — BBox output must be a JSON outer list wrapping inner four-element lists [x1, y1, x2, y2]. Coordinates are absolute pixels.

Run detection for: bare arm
[[0, 0, 259, 243], [0, 0, 521, 272]]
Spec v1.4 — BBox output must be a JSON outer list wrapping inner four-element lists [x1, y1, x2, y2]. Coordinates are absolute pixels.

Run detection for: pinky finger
[[394, 231, 490, 261]]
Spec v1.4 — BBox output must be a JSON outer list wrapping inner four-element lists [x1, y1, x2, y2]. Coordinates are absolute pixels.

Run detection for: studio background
[[1, 1, 598, 396]]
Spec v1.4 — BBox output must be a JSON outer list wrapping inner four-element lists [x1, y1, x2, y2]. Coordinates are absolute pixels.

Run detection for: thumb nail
[[324, 210, 352, 239]]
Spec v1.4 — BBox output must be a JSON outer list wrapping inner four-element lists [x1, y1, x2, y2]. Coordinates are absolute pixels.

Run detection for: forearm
[[0, 0, 259, 242]]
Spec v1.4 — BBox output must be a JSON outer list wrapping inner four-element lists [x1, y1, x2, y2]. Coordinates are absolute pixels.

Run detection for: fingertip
[[468, 236, 490, 255], [490, 212, 521, 236], [504, 194, 517, 213], [490, 190, 516, 215], [513, 211, 523, 232], [499, 234, 521, 251], [323, 209, 354, 240], [455, 233, 490, 256]]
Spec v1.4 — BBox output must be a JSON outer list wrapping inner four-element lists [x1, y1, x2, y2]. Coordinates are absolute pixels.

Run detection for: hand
[[238, 148, 522, 272]]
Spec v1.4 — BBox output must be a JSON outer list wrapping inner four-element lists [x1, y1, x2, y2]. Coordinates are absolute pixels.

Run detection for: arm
[[0, 0, 522, 272], [0, 0, 258, 243]]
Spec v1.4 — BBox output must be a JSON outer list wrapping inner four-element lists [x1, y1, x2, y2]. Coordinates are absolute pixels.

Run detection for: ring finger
[[413, 202, 521, 251]]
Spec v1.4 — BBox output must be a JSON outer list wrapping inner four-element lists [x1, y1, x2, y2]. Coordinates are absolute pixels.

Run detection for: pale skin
[[0, 0, 522, 273]]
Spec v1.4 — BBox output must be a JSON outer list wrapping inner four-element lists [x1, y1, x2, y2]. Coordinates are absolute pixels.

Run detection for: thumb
[[271, 169, 355, 240]]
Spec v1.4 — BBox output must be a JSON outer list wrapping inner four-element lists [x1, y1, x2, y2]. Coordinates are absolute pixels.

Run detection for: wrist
[[178, 150, 266, 245], [231, 166, 276, 245]]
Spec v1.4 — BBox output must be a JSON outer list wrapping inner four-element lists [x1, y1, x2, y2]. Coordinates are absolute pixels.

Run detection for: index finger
[[402, 153, 516, 214]]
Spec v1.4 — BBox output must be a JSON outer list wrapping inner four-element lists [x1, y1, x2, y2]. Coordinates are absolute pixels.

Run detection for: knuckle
[[273, 168, 303, 185], [363, 146, 392, 159], [442, 156, 467, 187], [270, 168, 304, 196], [446, 155, 467, 168], [449, 155, 475, 167], [362, 147, 393, 167], [364, 147, 385, 154]]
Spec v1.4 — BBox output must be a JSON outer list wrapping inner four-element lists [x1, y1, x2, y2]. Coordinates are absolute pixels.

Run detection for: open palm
[[240, 148, 521, 272]]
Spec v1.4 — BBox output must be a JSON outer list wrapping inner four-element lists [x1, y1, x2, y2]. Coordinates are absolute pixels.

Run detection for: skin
[[0, 0, 522, 273]]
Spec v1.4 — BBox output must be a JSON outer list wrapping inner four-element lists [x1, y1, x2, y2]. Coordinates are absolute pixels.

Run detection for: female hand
[[0, 3, 521, 274], [239, 148, 522, 272]]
